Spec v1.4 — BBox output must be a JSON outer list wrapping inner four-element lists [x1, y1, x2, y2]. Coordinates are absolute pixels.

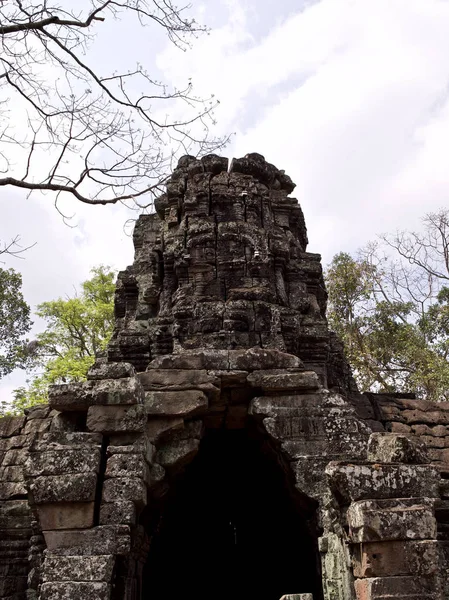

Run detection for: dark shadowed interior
[[141, 428, 323, 600]]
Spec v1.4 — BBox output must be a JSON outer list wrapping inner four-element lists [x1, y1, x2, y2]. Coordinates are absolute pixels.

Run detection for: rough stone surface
[[2, 154, 449, 600]]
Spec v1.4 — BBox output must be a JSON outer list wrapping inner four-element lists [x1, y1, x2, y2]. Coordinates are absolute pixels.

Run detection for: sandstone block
[[25, 448, 101, 477], [354, 575, 437, 599], [105, 454, 150, 481], [228, 347, 303, 370], [30, 473, 97, 503], [102, 477, 147, 507], [40, 582, 110, 599], [107, 440, 155, 465], [144, 390, 208, 416], [30, 432, 102, 452], [42, 525, 130, 555], [26, 405, 51, 419], [352, 540, 439, 577], [347, 498, 436, 542], [146, 417, 184, 442], [139, 369, 219, 391], [326, 462, 440, 502], [156, 438, 199, 470], [99, 501, 136, 526], [2, 448, 28, 466], [147, 350, 229, 370], [0, 482, 27, 500], [49, 377, 144, 411], [87, 359, 136, 380], [0, 417, 25, 438], [42, 554, 115, 582], [247, 370, 320, 391], [367, 432, 429, 464], [0, 466, 24, 482], [0, 435, 28, 451], [87, 404, 146, 434], [37, 502, 95, 530]]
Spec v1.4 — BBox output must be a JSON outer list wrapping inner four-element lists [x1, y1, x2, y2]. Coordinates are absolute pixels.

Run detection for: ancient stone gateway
[[1, 153, 449, 599]]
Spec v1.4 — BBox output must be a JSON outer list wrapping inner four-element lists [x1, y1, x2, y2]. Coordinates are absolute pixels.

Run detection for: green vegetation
[[325, 210, 449, 401], [0, 268, 32, 379], [3, 266, 116, 415]]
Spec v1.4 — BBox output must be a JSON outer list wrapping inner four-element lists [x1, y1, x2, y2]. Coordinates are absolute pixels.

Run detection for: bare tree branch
[[0, 0, 229, 207]]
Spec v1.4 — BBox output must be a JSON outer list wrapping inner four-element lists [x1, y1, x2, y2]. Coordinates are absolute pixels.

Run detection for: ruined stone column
[[0, 154, 447, 600]]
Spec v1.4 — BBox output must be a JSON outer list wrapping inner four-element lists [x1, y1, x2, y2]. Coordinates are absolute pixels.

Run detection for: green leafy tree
[[0, 268, 32, 378], [6, 266, 116, 414], [325, 210, 449, 401]]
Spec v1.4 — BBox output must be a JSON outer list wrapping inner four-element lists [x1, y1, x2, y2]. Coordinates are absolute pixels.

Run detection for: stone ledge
[[326, 462, 440, 502], [347, 498, 436, 542]]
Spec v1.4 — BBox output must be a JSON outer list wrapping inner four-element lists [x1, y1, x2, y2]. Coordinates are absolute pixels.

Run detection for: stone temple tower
[[1, 154, 449, 600]]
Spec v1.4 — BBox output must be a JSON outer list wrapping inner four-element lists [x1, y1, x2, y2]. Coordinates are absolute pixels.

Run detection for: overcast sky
[[2, 0, 449, 399]]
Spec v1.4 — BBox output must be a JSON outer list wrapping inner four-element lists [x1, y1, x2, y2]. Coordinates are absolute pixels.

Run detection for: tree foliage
[[5, 266, 116, 414], [0, 267, 32, 378], [0, 0, 228, 208], [325, 210, 449, 401]]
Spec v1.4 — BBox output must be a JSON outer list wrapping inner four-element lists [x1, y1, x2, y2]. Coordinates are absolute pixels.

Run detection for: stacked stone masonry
[[0, 153, 448, 599]]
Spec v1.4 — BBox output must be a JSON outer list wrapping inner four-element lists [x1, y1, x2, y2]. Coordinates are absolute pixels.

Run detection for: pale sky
[[2, 0, 449, 399]]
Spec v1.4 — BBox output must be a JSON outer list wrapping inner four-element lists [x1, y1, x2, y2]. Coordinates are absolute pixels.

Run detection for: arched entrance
[[140, 423, 323, 600]]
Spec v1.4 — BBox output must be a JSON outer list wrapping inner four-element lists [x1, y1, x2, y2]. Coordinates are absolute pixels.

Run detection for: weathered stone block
[[144, 390, 208, 416], [49, 377, 144, 411], [42, 554, 115, 582], [40, 581, 110, 599], [347, 498, 436, 542], [139, 369, 219, 391], [105, 454, 150, 481], [42, 525, 130, 555], [87, 359, 136, 380], [87, 404, 146, 434], [102, 478, 147, 507], [30, 431, 102, 452], [30, 473, 97, 503], [352, 540, 439, 577], [99, 501, 136, 525], [0, 481, 27, 500], [367, 432, 429, 464], [147, 350, 229, 370], [229, 347, 303, 370], [247, 370, 320, 391], [2, 448, 28, 466], [0, 435, 28, 451], [25, 448, 101, 477], [156, 438, 200, 469], [0, 465, 24, 482], [354, 575, 437, 599], [22, 418, 51, 435], [146, 417, 184, 442], [0, 416, 25, 438], [37, 502, 95, 530], [326, 462, 440, 502]]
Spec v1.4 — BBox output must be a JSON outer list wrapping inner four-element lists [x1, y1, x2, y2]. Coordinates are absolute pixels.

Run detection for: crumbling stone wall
[[0, 154, 448, 600]]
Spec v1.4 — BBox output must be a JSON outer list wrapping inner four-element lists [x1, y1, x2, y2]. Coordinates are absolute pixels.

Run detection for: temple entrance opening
[[141, 426, 323, 600]]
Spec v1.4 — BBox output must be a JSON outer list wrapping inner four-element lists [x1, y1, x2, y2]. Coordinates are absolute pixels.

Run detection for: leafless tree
[[0, 235, 35, 261], [0, 0, 228, 211], [357, 209, 449, 321]]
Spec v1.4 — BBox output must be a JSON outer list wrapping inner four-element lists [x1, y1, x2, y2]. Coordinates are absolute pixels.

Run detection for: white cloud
[[3, 0, 449, 398], [157, 0, 449, 261]]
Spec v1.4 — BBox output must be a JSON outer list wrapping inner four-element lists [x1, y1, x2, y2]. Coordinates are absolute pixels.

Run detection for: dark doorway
[[141, 427, 323, 600]]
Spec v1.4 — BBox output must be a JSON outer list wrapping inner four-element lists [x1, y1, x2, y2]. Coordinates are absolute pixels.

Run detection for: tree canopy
[[6, 266, 115, 415], [0, 267, 32, 379], [325, 209, 449, 401], [0, 0, 227, 209]]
